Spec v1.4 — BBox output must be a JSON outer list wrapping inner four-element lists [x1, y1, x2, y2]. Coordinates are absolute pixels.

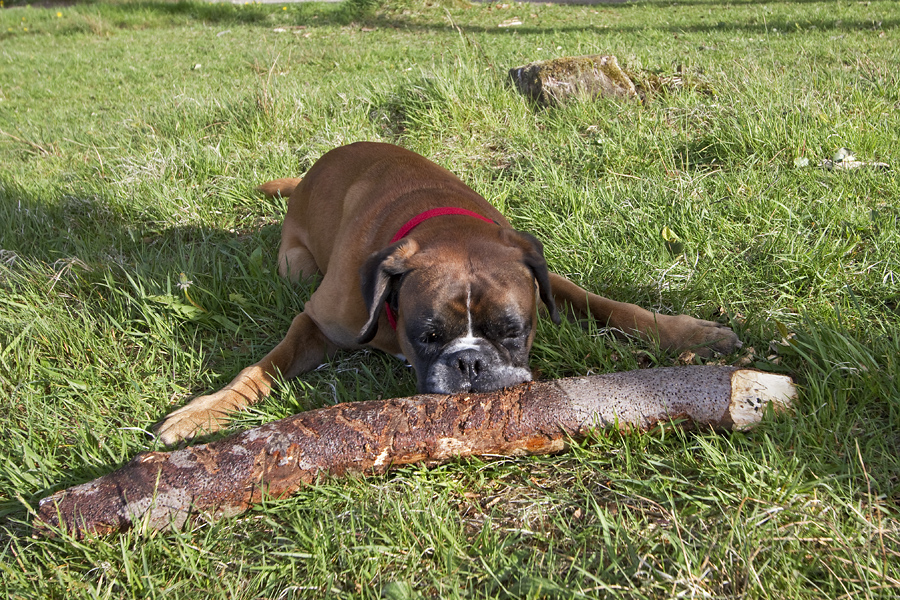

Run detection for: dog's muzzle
[[421, 339, 531, 394]]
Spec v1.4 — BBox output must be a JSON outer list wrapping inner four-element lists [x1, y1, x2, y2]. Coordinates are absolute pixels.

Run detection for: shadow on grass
[[0, 178, 287, 390], [0, 177, 274, 268], [0, 176, 414, 422], [3, 0, 377, 26], [3, 0, 893, 37]]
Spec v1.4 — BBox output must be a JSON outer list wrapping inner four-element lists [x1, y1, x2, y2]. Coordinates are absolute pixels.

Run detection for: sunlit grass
[[1, 0, 898, 597]]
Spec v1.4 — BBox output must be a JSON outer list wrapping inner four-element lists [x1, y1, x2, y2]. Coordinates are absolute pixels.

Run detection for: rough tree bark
[[35, 366, 795, 538]]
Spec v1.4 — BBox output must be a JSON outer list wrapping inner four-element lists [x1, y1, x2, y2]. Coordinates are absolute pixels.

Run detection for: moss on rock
[[508, 55, 639, 105]]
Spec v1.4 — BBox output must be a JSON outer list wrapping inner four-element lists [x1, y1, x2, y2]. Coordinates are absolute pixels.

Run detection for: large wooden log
[[34, 366, 794, 538]]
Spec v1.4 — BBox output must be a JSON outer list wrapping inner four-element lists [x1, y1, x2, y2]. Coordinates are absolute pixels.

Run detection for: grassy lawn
[[1, 0, 899, 597]]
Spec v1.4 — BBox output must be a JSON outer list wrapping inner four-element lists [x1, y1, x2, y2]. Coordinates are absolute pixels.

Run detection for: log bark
[[34, 366, 794, 538]]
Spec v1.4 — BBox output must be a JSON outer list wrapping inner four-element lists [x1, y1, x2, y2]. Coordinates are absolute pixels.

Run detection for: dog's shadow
[[1, 180, 422, 447]]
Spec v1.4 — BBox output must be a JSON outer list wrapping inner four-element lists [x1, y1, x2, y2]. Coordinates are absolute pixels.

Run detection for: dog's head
[[358, 229, 560, 394]]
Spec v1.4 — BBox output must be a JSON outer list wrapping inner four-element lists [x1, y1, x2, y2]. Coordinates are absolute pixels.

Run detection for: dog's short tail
[[257, 178, 302, 199]]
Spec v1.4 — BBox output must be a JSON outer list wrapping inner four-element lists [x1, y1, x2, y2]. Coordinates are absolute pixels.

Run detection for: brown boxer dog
[[155, 142, 740, 445]]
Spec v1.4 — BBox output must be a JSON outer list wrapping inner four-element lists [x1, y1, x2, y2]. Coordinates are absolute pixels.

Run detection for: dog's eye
[[420, 331, 440, 345], [496, 325, 522, 340]]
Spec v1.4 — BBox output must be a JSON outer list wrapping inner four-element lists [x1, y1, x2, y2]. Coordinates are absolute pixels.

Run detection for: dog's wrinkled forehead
[[395, 266, 535, 353], [404, 260, 535, 317]]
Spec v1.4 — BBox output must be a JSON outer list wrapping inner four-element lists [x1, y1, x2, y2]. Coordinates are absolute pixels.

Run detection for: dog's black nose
[[453, 349, 484, 383]]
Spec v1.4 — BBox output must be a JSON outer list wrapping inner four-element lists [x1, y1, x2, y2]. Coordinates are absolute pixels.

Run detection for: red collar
[[385, 207, 495, 329]]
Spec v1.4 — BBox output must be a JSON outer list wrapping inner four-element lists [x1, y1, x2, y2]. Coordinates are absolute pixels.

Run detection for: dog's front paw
[[659, 314, 742, 357], [153, 391, 237, 446]]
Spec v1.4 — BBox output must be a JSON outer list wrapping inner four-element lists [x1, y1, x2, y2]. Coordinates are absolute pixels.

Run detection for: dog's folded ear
[[502, 229, 561, 325], [357, 239, 419, 344]]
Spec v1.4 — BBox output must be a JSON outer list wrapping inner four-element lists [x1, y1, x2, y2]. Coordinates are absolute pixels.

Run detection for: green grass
[[1, 0, 899, 597]]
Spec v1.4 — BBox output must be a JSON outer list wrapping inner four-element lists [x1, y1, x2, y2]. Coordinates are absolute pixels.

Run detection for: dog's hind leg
[[154, 312, 337, 445], [258, 178, 321, 283], [278, 242, 318, 283]]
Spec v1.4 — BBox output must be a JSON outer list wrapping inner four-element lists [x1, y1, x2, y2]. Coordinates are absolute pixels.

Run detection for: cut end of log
[[726, 370, 796, 430]]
